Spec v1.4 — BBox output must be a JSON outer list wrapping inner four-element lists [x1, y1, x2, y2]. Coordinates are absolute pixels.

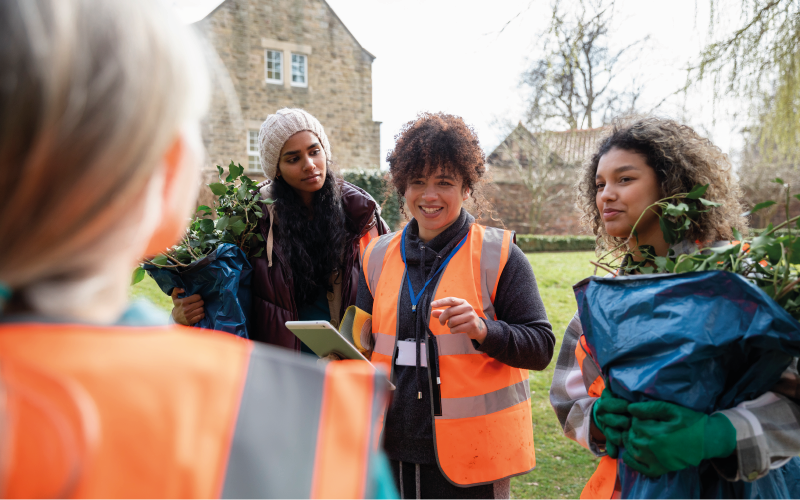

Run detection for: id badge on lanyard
[[395, 339, 427, 367]]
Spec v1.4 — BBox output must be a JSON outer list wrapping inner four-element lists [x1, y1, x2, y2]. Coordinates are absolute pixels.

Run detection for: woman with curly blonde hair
[[550, 117, 800, 498]]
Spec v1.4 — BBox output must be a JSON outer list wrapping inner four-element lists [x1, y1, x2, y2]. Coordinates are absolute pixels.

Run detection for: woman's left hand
[[430, 297, 487, 344]]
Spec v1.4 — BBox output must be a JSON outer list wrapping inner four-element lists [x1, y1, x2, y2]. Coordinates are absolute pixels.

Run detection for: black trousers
[[389, 460, 499, 499]]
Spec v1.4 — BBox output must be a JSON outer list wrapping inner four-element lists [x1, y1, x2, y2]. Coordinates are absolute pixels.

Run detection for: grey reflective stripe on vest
[[222, 344, 325, 499], [365, 233, 395, 296], [435, 378, 530, 420], [373, 331, 395, 357], [479, 227, 507, 320], [436, 333, 480, 356]]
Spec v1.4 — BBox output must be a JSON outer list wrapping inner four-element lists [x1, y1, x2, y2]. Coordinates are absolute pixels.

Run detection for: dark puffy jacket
[[250, 179, 388, 350]]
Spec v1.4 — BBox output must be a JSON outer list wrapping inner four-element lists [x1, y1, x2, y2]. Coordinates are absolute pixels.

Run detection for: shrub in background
[[515, 234, 595, 252], [341, 168, 401, 230]]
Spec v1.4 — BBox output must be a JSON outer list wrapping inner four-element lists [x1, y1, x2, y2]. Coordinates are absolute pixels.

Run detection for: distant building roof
[[537, 126, 608, 166], [486, 123, 609, 184]]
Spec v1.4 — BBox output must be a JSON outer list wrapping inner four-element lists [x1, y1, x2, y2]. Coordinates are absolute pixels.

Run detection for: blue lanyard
[[400, 224, 468, 313]]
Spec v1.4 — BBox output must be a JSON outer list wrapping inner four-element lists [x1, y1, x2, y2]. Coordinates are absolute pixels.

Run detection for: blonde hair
[[0, 0, 209, 312], [577, 116, 748, 255]]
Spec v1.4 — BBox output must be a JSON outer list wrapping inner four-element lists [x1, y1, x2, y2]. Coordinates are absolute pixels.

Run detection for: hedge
[[340, 168, 401, 230], [515, 234, 596, 252]]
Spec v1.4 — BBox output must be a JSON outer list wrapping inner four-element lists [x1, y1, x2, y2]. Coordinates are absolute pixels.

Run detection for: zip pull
[[437, 377, 441, 385], [417, 392, 422, 399]]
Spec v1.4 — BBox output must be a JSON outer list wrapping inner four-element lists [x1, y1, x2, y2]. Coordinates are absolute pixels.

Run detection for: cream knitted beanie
[[258, 108, 332, 179]]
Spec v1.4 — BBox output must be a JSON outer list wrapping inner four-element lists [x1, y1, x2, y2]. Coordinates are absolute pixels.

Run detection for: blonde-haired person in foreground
[[0, 1, 393, 498]]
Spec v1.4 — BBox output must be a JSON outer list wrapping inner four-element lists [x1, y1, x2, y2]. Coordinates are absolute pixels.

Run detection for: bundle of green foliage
[[595, 179, 800, 321], [132, 162, 268, 284]]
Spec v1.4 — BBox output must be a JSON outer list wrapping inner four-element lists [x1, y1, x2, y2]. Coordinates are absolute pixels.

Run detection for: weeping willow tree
[[691, 0, 800, 160]]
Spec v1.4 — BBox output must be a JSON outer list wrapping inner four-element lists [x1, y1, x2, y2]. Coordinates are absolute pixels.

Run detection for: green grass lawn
[[129, 273, 173, 311], [510, 251, 601, 499], [129, 252, 601, 498]]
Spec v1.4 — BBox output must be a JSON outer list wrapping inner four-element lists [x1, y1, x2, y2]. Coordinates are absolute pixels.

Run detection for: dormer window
[[291, 53, 307, 87], [265, 50, 282, 84]]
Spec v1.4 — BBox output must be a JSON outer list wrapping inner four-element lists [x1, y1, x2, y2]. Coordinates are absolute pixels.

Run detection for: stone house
[[483, 123, 607, 235], [193, 0, 381, 202]]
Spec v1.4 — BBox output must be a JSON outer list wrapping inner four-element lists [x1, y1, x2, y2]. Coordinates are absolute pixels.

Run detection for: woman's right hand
[[171, 288, 204, 326], [592, 388, 631, 458]]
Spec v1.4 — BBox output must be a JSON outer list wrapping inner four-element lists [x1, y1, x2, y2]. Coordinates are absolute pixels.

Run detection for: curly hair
[[577, 116, 748, 254], [386, 112, 489, 219], [272, 168, 346, 307]]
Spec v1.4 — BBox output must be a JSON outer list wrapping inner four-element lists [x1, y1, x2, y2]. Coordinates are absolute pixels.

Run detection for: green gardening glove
[[592, 388, 631, 459], [622, 400, 737, 478]]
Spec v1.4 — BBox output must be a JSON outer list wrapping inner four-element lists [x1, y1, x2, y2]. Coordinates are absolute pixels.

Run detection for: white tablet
[[285, 320, 371, 362], [285, 320, 394, 390]]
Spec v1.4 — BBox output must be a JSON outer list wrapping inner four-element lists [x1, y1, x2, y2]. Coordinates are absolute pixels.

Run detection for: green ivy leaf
[[653, 256, 668, 271], [198, 218, 215, 234], [231, 219, 247, 236], [209, 182, 227, 196], [215, 215, 230, 230], [659, 218, 677, 244], [197, 205, 212, 213], [226, 162, 244, 182], [686, 184, 709, 199], [699, 198, 722, 207], [251, 247, 264, 258], [767, 242, 783, 264], [151, 254, 169, 266], [664, 203, 689, 217], [732, 227, 743, 241], [774, 178, 785, 185], [748, 200, 777, 214], [674, 258, 696, 273], [262, 198, 274, 205], [131, 267, 146, 285], [217, 165, 224, 178]]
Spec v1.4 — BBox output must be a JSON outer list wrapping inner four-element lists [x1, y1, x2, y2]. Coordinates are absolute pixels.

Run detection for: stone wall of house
[[194, 0, 380, 207]]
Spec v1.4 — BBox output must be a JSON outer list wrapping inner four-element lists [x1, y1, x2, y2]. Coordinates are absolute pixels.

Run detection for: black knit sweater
[[356, 209, 555, 464]]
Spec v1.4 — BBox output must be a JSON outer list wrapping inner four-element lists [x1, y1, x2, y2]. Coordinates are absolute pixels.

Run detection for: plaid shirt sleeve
[[715, 360, 800, 482], [549, 311, 606, 456]]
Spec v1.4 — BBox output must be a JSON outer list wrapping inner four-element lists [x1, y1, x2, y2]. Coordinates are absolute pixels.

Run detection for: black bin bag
[[574, 270, 800, 498], [144, 243, 252, 339]]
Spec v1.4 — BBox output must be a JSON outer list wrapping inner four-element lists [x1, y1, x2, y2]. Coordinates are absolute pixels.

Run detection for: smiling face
[[595, 147, 667, 255], [404, 167, 469, 242], [276, 130, 326, 207]]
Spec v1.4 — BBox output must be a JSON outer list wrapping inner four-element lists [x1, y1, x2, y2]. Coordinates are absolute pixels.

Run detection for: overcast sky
[[175, 0, 747, 168]]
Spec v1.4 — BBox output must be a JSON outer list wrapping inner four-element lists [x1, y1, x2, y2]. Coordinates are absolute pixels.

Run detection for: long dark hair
[[272, 168, 346, 307]]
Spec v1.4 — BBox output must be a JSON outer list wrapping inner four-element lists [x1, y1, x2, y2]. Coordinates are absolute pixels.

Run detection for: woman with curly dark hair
[[551, 117, 800, 498], [172, 108, 388, 350], [355, 112, 555, 498]]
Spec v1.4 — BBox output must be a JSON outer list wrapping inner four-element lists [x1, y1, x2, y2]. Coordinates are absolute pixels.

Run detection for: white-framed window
[[291, 53, 307, 87], [265, 50, 282, 84], [248, 130, 260, 171]]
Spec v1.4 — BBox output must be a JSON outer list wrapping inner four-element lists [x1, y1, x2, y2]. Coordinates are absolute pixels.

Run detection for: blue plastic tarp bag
[[144, 243, 252, 339], [574, 270, 800, 499]]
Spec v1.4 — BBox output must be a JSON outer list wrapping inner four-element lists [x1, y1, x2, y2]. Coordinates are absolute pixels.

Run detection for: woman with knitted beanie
[[171, 108, 388, 350]]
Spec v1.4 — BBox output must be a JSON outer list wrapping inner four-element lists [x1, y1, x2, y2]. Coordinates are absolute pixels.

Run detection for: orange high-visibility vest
[[575, 334, 618, 499], [0, 323, 387, 499], [362, 224, 535, 487]]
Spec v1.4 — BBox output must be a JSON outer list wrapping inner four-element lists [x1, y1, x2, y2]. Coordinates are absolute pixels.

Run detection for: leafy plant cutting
[[591, 179, 800, 320], [131, 162, 270, 338]]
